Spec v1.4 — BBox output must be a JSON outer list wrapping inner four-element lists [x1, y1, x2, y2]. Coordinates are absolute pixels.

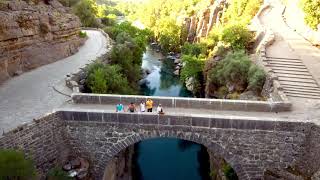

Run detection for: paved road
[[0, 30, 108, 134]]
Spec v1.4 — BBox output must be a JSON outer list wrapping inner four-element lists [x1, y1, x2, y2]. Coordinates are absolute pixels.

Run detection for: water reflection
[[132, 138, 210, 180]]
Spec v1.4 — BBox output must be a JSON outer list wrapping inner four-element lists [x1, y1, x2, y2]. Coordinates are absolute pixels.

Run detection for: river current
[[132, 48, 210, 180]]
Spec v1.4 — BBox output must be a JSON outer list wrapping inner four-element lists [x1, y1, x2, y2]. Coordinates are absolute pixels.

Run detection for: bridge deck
[[58, 103, 319, 124]]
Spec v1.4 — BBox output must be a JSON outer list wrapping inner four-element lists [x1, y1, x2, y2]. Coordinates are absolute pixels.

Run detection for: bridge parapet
[[71, 93, 292, 112]]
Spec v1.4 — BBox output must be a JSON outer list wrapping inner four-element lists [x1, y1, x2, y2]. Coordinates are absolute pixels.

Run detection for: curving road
[[0, 30, 109, 134]]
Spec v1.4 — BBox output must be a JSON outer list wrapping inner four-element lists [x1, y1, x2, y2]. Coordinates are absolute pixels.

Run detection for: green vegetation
[[86, 62, 134, 94], [222, 164, 238, 180], [0, 149, 36, 180], [300, 0, 320, 30], [209, 51, 266, 95], [72, 0, 101, 27], [47, 167, 72, 180], [79, 31, 87, 38]]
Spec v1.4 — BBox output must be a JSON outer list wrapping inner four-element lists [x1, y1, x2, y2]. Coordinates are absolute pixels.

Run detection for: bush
[[72, 0, 100, 27], [86, 63, 134, 94], [300, 0, 320, 30], [220, 24, 253, 50], [47, 167, 72, 180], [0, 149, 37, 179], [210, 51, 251, 89], [222, 164, 238, 180], [181, 42, 207, 57], [248, 65, 266, 92], [79, 31, 87, 38], [180, 55, 205, 95]]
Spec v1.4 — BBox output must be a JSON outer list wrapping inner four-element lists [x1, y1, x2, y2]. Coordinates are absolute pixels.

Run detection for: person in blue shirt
[[116, 103, 124, 112]]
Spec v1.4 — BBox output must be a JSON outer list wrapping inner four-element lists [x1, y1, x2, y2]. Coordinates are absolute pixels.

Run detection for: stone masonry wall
[[0, 0, 85, 84], [0, 112, 69, 178], [60, 110, 312, 180]]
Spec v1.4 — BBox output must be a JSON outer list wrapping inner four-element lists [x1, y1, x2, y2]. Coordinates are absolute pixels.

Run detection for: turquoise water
[[140, 48, 192, 97], [133, 49, 210, 180]]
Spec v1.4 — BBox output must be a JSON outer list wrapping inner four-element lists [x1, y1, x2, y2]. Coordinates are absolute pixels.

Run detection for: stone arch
[[98, 130, 249, 180]]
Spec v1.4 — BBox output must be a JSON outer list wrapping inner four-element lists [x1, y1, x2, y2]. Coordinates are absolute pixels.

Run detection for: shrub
[[47, 167, 72, 180], [181, 42, 207, 57], [86, 63, 134, 94], [210, 50, 251, 89], [220, 23, 253, 50], [72, 0, 100, 27], [247, 65, 266, 92], [79, 31, 87, 38], [180, 55, 205, 95], [222, 164, 238, 180], [300, 0, 320, 30], [0, 149, 37, 179]]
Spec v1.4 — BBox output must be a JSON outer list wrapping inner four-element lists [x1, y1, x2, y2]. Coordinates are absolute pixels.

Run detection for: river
[[132, 48, 210, 180]]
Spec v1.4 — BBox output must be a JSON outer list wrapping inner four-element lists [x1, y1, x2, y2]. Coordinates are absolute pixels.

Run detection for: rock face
[[183, 0, 227, 42], [0, 0, 85, 84]]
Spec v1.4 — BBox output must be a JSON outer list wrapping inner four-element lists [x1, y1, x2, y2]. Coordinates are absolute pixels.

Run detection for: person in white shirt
[[157, 104, 164, 114], [140, 101, 146, 112]]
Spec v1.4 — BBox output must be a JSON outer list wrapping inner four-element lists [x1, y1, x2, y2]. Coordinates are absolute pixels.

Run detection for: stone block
[[168, 115, 192, 126], [208, 99, 222, 110], [158, 115, 169, 125], [231, 119, 256, 130], [254, 120, 275, 131], [72, 112, 88, 121], [138, 114, 158, 125], [191, 116, 210, 127], [72, 94, 100, 104], [87, 112, 103, 122], [100, 95, 120, 105], [153, 98, 174, 108], [120, 95, 136, 105], [103, 113, 118, 123], [60, 111, 73, 120], [246, 102, 271, 112], [274, 121, 297, 132], [118, 113, 139, 124], [213, 118, 232, 129], [175, 98, 190, 108]]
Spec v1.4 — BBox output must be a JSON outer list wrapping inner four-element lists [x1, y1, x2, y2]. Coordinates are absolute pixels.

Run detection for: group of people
[[116, 98, 164, 114]]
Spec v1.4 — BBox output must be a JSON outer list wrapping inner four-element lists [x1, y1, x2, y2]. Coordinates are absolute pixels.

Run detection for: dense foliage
[[0, 150, 36, 179], [47, 167, 72, 180], [209, 51, 266, 93], [86, 62, 134, 94], [223, 164, 239, 180], [300, 0, 320, 30]]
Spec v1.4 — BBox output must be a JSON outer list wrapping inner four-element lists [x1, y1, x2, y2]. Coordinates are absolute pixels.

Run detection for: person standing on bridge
[[116, 103, 124, 112], [146, 98, 153, 112], [127, 102, 137, 113], [140, 100, 146, 112]]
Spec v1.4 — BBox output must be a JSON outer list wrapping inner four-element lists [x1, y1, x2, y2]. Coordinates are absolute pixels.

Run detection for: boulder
[[239, 91, 260, 101], [173, 69, 180, 76]]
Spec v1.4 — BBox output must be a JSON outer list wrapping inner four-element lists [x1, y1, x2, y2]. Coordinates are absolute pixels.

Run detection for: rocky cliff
[[183, 0, 227, 42], [0, 0, 85, 84]]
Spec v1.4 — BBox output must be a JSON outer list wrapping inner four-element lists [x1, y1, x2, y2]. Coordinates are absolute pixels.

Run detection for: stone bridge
[[60, 109, 309, 180], [1, 94, 320, 180]]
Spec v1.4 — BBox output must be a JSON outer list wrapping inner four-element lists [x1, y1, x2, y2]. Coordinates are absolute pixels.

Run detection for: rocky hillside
[[0, 0, 85, 84], [184, 0, 227, 42]]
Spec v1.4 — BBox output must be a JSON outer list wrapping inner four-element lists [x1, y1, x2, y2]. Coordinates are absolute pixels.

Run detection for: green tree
[[300, 0, 320, 30], [0, 149, 36, 180], [72, 0, 100, 27], [86, 63, 134, 94], [220, 24, 253, 50], [209, 51, 251, 89]]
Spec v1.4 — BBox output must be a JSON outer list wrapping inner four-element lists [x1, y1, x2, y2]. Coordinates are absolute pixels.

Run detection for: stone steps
[[278, 77, 317, 84], [273, 69, 311, 76], [284, 92, 320, 99], [279, 80, 319, 88], [270, 66, 309, 72], [269, 61, 304, 66], [281, 84, 320, 91], [267, 56, 320, 99], [277, 73, 314, 80], [267, 64, 308, 69]]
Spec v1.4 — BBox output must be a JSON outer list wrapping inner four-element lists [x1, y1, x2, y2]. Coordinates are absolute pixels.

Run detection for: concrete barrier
[[71, 93, 291, 112]]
